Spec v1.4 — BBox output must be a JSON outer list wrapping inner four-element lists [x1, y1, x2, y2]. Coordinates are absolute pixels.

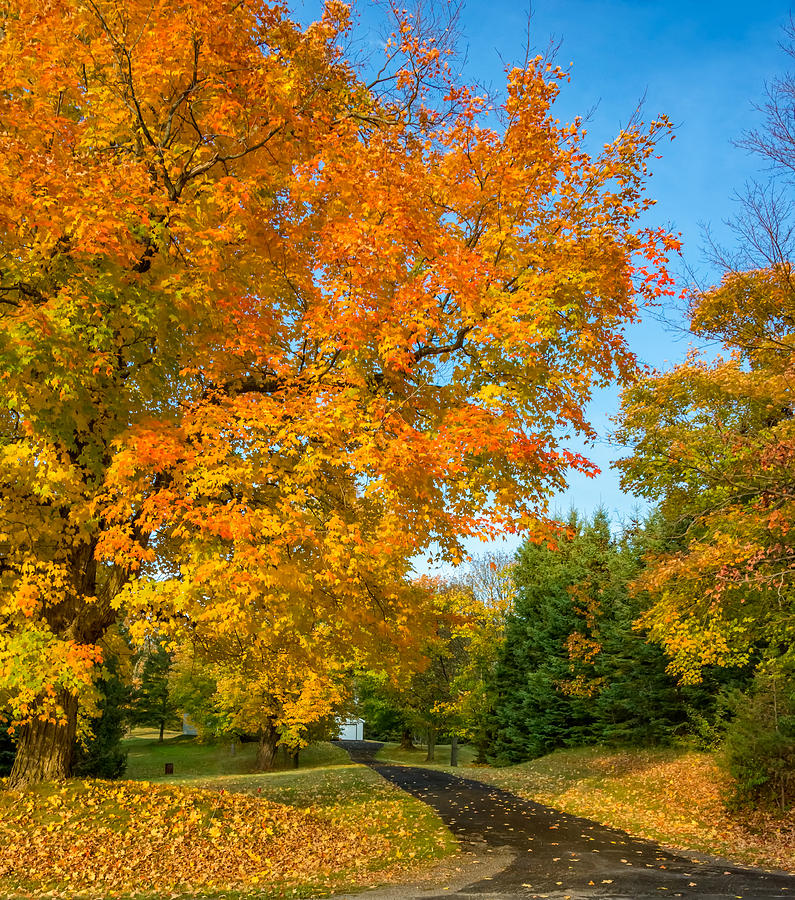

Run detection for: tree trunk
[[425, 727, 436, 762], [8, 690, 78, 789], [255, 719, 279, 771], [158, 719, 165, 742], [399, 728, 415, 750], [290, 748, 299, 769], [450, 733, 458, 767], [6, 537, 127, 789]]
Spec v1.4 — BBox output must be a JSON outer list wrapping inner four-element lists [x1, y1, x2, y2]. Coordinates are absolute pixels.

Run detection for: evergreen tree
[[721, 660, 795, 811], [491, 510, 700, 763], [132, 639, 179, 741], [72, 656, 129, 779], [491, 512, 598, 764]]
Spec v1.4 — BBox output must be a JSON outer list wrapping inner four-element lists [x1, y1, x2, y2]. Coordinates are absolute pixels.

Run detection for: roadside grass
[[0, 735, 456, 899], [375, 742, 478, 769], [467, 746, 795, 874], [124, 730, 347, 781]]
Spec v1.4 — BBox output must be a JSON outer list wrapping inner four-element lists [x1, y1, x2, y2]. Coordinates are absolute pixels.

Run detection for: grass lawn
[[124, 731, 347, 781], [375, 741, 479, 770], [0, 733, 457, 900]]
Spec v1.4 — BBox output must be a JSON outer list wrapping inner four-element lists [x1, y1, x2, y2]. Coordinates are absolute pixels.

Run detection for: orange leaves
[[0, 779, 390, 897], [0, 0, 676, 767]]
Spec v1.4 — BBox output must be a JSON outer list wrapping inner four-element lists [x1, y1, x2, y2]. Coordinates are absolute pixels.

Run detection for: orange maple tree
[[0, 0, 676, 785], [616, 271, 795, 683]]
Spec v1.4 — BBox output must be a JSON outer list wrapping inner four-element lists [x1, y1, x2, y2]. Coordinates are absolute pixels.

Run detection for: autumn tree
[[614, 24, 795, 685], [0, 0, 676, 786], [613, 25, 795, 807], [356, 583, 466, 761], [170, 624, 350, 769], [357, 578, 502, 763], [442, 554, 513, 763]]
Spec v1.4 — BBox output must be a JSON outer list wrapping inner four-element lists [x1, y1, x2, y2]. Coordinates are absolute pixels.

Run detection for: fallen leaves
[[0, 778, 390, 897], [471, 748, 795, 873]]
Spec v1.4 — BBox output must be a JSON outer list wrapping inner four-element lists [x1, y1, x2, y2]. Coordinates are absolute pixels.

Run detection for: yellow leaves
[[0, 778, 392, 896], [476, 747, 795, 874], [1, 0, 677, 748]]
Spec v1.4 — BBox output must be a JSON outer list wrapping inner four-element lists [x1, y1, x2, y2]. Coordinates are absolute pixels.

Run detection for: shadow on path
[[335, 740, 795, 900]]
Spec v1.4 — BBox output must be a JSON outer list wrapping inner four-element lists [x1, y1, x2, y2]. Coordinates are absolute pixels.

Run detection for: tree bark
[[8, 690, 78, 789], [158, 719, 165, 742], [450, 733, 458, 767], [399, 728, 415, 750], [255, 719, 279, 771], [425, 726, 436, 762]]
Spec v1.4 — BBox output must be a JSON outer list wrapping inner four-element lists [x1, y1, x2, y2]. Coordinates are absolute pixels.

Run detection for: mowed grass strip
[[375, 742, 479, 770], [0, 737, 456, 899], [124, 732, 348, 781], [467, 746, 795, 873]]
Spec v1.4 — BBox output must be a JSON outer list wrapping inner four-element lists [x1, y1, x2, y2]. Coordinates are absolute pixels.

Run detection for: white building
[[336, 717, 365, 740]]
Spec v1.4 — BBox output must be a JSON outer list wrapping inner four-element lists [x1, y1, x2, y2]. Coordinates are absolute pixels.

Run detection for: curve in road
[[337, 740, 795, 900]]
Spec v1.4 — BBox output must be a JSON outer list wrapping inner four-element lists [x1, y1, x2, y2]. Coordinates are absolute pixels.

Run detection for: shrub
[[73, 657, 129, 779], [720, 664, 795, 811]]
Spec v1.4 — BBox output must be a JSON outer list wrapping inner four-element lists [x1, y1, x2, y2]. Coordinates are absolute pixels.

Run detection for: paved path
[[335, 741, 795, 900]]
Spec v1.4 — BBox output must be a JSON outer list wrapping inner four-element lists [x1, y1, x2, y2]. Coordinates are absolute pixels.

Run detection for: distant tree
[[444, 554, 513, 762], [356, 674, 414, 745], [356, 585, 468, 761], [357, 575, 509, 762], [491, 511, 701, 764], [131, 639, 180, 741], [168, 641, 346, 771]]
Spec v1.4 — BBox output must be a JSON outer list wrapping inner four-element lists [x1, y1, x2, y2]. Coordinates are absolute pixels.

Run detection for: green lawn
[[375, 741, 479, 769], [124, 731, 348, 782]]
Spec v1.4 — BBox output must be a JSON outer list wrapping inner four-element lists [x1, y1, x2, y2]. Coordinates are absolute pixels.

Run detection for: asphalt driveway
[[335, 740, 795, 900]]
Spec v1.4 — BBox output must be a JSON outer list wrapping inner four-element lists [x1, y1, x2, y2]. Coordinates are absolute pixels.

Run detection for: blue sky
[[299, 0, 791, 549], [450, 0, 791, 526]]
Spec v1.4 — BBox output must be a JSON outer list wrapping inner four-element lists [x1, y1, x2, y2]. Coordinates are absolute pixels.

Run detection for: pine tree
[[491, 512, 595, 764], [132, 640, 179, 742], [491, 511, 700, 763]]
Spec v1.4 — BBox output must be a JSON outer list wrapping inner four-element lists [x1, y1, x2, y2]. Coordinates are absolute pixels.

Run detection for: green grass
[[124, 730, 348, 782], [375, 741, 479, 769]]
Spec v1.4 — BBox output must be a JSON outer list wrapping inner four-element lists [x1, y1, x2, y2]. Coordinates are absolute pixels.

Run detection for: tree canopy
[[0, 0, 675, 785]]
